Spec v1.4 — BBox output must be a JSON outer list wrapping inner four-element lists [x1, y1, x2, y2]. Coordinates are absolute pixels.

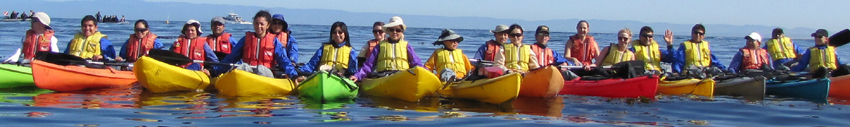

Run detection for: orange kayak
[[829, 75, 850, 98], [32, 60, 137, 92], [518, 66, 565, 97]]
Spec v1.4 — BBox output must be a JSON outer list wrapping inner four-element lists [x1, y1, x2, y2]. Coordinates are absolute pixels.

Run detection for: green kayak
[[0, 64, 34, 88], [297, 71, 359, 103]]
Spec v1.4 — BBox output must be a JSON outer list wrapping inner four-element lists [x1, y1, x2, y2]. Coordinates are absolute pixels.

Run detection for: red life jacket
[[740, 48, 770, 70], [243, 32, 276, 68], [22, 30, 54, 60], [363, 39, 380, 57], [126, 33, 158, 62], [206, 32, 232, 54], [568, 35, 598, 65], [275, 32, 289, 49], [483, 40, 501, 61], [173, 35, 207, 66], [530, 44, 554, 66]]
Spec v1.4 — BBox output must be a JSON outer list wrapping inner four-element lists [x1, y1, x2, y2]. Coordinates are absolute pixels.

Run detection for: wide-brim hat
[[383, 16, 406, 30], [30, 12, 50, 28], [182, 19, 202, 36], [745, 32, 762, 42], [490, 25, 509, 33], [434, 29, 463, 45]]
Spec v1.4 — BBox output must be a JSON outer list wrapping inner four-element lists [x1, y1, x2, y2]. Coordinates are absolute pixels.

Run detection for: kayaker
[[169, 19, 219, 75], [206, 16, 238, 59], [595, 28, 636, 66], [218, 10, 298, 78], [357, 21, 385, 68], [2, 12, 59, 63], [424, 29, 474, 81], [116, 19, 164, 62], [349, 16, 423, 82], [495, 24, 540, 73], [671, 24, 726, 73], [563, 20, 599, 70], [64, 15, 116, 61], [473, 24, 508, 61], [763, 28, 804, 69], [298, 22, 358, 77], [728, 32, 773, 73], [629, 26, 676, 74], [791, 29, 843, 73], [270, 14, 299, 65], [530, 25, 571, 67]]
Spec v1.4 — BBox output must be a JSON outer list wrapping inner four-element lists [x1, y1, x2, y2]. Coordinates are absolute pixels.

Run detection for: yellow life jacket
[[601, 45, 634, 66], [808, 46, 838, 72], [632, 40, 661, 71], [766, 37, 797, 61], [429, 48, 469, 78], [319, 43, 352, 72], [375, 40, 410, 71], [68, 32, 106, 59], [504, 44, 532, 71], [683, 40, 712, 68]]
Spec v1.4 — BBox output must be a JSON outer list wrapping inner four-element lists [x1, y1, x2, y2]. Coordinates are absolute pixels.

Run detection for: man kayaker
[[530, 25, 571, 67], [791, 29, 843, 73], [728, 32, 772, 73], [299, 22, 358, 77], [473, 24, 509, 62], [116, 19, 164, 62], [564, 20, 599, 70], [763, 28, 804, 69], [169, 19, 219, 74], [495, 24, 540, 73], [2, 12, 59, 63], [206, 17, 238, 59], [349, 16, 423, 81], [218, 10, 298, 78], [671, 24, 726, 73], [270, 14, 299, 65], [630, 26, 676, 74], [424, 29, 474, 81], [595, 28, 636, 66], [357, 21, 385, 68], [64, 15, 116, 61]]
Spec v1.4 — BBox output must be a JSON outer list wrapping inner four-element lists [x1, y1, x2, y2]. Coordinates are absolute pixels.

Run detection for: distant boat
[[1, 18, 26, 22], [165, 13, 170, 24], [223, 13, 252, 24]]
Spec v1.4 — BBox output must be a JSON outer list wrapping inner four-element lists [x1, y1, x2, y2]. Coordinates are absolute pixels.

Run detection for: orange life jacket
[[363, 39, 380, 57], [126, 33, 158, 62], [530, 44, 554, 66], [206, 32, 232, 54], [483, 40, 501, 61], [242, 32, 276, 68], [568, 35, 598, 65], [276, 32, 289, 49], [740, 48, 770, 70], [22, 30, 54, 60], [173, 35, 207, 65]]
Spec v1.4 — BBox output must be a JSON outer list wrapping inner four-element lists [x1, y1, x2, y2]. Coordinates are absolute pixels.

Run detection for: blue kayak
[[766, 78, 830, 103]]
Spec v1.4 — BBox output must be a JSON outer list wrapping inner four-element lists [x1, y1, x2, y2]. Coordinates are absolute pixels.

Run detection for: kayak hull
[[0, 64, 34, 88], [297, 72, 359, 102], [360, 67, 441, 102], [438, 73, 522, 104], [134, 56, 211, 93], [658, 78, 715, 97], [32, 60, 137, 92], [560, 76, 659, 98], [829, 75, 850, 98], [714, 76, 766, 99], [766, 78, 830, 103], [519, 66, 564, 97], [215, 69, 295, 96]]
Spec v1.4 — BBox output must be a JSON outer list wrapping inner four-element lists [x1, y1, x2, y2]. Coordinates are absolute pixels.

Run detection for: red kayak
[[559, 76, 659, 98], [32, 60, 137, 92]]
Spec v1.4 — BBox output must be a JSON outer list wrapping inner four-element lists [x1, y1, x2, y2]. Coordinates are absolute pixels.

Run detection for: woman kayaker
[[671, 24, 726, 73], [116, 19, 164, 63], [299, 22, 358, 78], [563, 20, 599, 70], [270, 14, 298, 66], [64, 15, 115, 61], [764, 28, 804, 69], [727, 32, 772, 73], [630, 26, 676, 74], [595, 28, 636, 66], [791, 29, 843, 73], [530, 25, 571, 67], [357, 21, 385, 68], [2, 12, 59, 63], [350, 16, 424, 82], [169, 19, 219, 75], [495, 24, 540, 73], [424, 29, 474, 82], [217, 10, 298, 78]]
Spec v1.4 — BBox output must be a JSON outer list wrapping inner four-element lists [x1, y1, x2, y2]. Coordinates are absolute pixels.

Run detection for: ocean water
[[0, 18, 849, 126]]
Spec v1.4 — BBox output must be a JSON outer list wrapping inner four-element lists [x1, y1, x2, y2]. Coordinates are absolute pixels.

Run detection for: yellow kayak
[[438, 73, 521, 104], [360, 67, 441, 102], [658, 78, 715, 97], [134, 56, 211, 93], [215, 69, 296, 96]]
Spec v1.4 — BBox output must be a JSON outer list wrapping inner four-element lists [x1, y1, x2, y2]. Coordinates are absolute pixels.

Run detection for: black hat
[[812, 29, 828, 37], [433, 29, 463, 45]]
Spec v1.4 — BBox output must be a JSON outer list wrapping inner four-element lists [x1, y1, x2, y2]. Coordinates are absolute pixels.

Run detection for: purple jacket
[[353, 41, 423, 80]]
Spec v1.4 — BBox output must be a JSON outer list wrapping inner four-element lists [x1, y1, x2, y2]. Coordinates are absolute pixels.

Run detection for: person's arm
[[793, 40, 805, 57], [299, 46, 323, 74], [672, 44, 686, 73], [64, 40, 72, 54], [594, 46, 610, 66], [765, 53, 773, 70], [50, 36, 59, 53], [660, 45, 677, 63], [203, 44, 219, 63], [564, 39, 573, 59], [835, 51, 843, 65], [346, 48, 359, 76], [168, 40, 177, 51], [3, 48, 21, 63], [528, 48, 540, 69], [357, 43, 370, 58], [353, 46, 380, 80], [727, 51, 743, 73], [153, 39, 164, 49], [217, 37, 246, 73], [273, 39, 298, 78], [286, 36, 299, 63], [791, 49, 812, 72], [550, 48, 571, 66], [118, 39, 129, 59], [229, 37, 238, 46], [423, 50, 437, 71], [407, 44, 423, 67], [462, 54, 474, 73], [494, 47, 507, 70], [473, 44, 486, 60], [100, 38, 116, 60], [710, 53, 726, 70]]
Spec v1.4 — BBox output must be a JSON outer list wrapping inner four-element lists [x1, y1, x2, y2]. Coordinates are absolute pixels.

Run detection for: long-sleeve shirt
[[284, 35, 299, 64], [352, 41, 423, 80], [63, 38, 116, 60], [727, 50, 773, 73], [168, 43, 220, 71], [791, 45, 843, 72], [3, 36, 60, 63], [118, 38, 164, 59], [672, 43, 726, 73], [298, 43, 359, 76], [218, 36, 298, 77]]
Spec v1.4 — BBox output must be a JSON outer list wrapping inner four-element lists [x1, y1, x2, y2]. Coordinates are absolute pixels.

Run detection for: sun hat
[[211, 16, 226, 24], [745, 32, 761, 42], [490, 25, 509, 33], [383, 16, 406, 30], [272, 14, 289, 31], [182, 19, 202, 36], [434, 29, 463, 45], [30, 12, 50, 28]]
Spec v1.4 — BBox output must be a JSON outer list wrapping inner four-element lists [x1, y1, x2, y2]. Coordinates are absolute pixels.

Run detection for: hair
[[509, 24, 524, 34], [182, 22, 201, 36], [82, 15, 97, 26], [639, 26, 653, 35], [692, 24, 705, 33], [135, 19, 149, 29], [373, 21, 385, 28], [328, 21, 351, 47], [577, 20, 589, 28], [772, 28, 784, 35], [619, 28, 632, 37], [253, 10, 272, 25], [535, 25, 548, 35]]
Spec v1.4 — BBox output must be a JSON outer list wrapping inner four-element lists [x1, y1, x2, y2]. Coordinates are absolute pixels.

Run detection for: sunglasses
[[387, 28, 404, 33], [693, 31, 705, 36], [641, 34, 653, 38], [334, 30, 345, 34], [537, 33, 549, 36], [510, 33, 523, 37], [815, 36, 826, 38], [135, 28, 149, 32], [372, 30, 384, 33], [618, 37, 630, 41]]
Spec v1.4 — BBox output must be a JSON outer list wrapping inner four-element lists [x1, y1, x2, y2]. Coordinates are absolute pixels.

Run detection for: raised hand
[[664, 29, 674, 45]]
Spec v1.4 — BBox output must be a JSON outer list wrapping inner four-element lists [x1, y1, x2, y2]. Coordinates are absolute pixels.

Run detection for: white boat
[[223, 13, 252, 24], [1, 18, 26, 22]]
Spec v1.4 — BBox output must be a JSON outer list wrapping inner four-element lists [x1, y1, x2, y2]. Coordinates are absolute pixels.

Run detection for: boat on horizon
[[223, 13, 252, 24]]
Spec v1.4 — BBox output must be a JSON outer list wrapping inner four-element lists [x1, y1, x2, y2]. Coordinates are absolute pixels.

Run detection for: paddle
[[34, 51, 131, 66], [829, 29, 850, 47], [147, 49, 235, 66], [560, 60, 645, 70]]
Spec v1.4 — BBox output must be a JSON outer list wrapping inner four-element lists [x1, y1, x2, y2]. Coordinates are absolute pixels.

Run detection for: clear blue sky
[[141, 0, 848, 30]]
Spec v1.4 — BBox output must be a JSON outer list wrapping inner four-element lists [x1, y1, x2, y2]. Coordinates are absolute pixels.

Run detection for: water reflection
[[358, 96, 440, 112], [512, 97, 565, 117], [32, 85, 140, 109], [216, 95, 297, 118], [0, 87, 51, 105]]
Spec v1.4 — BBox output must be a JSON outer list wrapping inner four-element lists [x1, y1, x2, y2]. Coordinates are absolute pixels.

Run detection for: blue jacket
[[284, 35, 299, 63], [791, 45, 843, 72], [298, 43, 358, 76], [64, 38, 116, 60], [218, 36, 298, 77], [672, 42, 726, 73], [118, 38, 164, 60]]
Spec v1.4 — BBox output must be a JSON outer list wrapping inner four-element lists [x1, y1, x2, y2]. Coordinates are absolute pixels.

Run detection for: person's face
[[576, 22, 589, 35], [535, 32, 549, 45], [387, 26, 403, 41], [30, 18, 45, 31], [211, 22, 224, 36], [691, 29, 705, 42], [815, 35, 827, 45], [494, 32, 508, 44], [618, 32, 631, 45], [639, 31, 653, 45], [372, 26, 385, 41], [773, 33, 784, 39], [746, 38, 760, 48], [81, 20, 97, 37], [270, 20, 283, 34], [443, 40, 459, 50], [509, 29, 523, 44], [253, 17, 269, 35], [134, 23, 149, 38], [184, 25, 198, 39], [332, 27, 345, 44]]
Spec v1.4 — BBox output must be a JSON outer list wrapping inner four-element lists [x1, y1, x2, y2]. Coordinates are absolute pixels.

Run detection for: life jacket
[[319, 43, 352, 72], [568, 35, 598, 65], [22, 30, 54, 60], [242, 32, 277, 68], [482, 40, 502, 61], [206, 32, 232, 54], [504, 44, 532, 71], [600, 45, 634, 66], [68, 32, 106, 59], [808, 46, 838, 71], [375, 40, 410, 72], [126, 33, 157, 62], [683, 40, 712, 68], [739, 48, 770, 70], [430, 48, 469, 78], [530, 44, 554, 66], [173, 35, 207, 66], [275, 32, 289, 49], [632, 40, 662, 71], [765, 37, 797, 61], [362, 39, 380, 57]]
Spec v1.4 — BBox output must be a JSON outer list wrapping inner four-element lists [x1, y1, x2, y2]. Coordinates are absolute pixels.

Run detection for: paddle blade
[[147, 49, 191, 65], [829, 29, 850, 47], [34, 51, 86, 66]]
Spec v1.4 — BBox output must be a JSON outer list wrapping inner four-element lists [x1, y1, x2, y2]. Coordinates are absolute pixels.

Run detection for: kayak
[[829, 75, 850, 98], [360, 67, 441, 102], [437, 73, 522, 104], [714, 76, 766, 99], [31, 60, 137, 92], [0, 64, 34, 88], [215, 69, 295, 96], [766, 78, 830, 103], [297, 71, 359, 102], [657, 78, 715, 97], [519, 66, 564, 97], [134, 56, 211, 93], [560, 76, 659, 98]]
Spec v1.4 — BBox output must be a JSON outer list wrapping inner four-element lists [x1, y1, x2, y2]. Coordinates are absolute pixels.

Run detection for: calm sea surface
[[0, 18, 849, 126]]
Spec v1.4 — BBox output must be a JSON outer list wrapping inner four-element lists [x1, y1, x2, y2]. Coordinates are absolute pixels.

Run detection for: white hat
[[30, 12, 50, 28], [490, 25, 509, 33], [745, 32, 761, 42], [182, 19, 203, 36], [383, 16, 406, 30]]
